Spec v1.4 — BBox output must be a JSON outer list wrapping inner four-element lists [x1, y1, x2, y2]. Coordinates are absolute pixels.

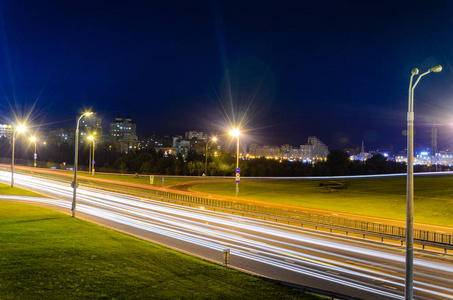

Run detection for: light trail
[[1, 171, 452, 299]]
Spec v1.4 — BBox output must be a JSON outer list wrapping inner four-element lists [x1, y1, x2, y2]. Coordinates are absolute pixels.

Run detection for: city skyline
[[4, 114, 452, 159], [1, 1, 453, 151], [4, 107, 453, 155]]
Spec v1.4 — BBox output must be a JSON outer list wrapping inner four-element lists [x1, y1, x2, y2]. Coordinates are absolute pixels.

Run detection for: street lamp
[[406, 64, 442, 299], [229, 128, 240, 196], [87, 135, 96, 176], [11, 124, 26, 188], [88, 135, 93, 174], [205, 137, 217, 176], [29, 136, 37, 168], [72, 111, 93, 218]]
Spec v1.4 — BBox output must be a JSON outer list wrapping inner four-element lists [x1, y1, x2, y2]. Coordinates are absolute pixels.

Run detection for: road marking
[[381, 284, 398, 290], [327, 271, 340, 275]]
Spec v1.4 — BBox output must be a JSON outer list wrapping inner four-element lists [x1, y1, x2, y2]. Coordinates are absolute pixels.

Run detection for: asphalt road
[[1, 171, 452, 300]]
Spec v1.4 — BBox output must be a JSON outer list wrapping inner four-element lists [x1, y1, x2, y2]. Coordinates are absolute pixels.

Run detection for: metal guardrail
[[6, 167, 453, 251]]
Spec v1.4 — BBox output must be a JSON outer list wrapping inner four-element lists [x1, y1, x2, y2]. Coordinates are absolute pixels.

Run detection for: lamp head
[[84, 112, 93, 117], [430, 65, 442, 73], [87, 135, 94, 141], [411, 68, 419, 75], [229, 129, 240, 137], [212, 137, 217, 142], [17, 125, 26, 133], [29, 136, 36, 142]]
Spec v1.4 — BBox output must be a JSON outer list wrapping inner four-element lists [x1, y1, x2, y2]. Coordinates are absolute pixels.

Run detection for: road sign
[[223, 249, 230, 266], [235, 173, 240, 183], [34, 154, 37, 159], [236, 168, 240, 173], [150, 175, 154, 185], [92, 161, 95, 164], [162, 177, 165, 184]]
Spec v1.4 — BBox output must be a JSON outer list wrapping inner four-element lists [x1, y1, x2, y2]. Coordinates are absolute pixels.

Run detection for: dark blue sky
[[1, 1, 453, 152]]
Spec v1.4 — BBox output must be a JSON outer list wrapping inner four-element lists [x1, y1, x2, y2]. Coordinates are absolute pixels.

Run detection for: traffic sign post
[[223, 249, 230, 267], [235, 168, 240, 196], [150, 175, 154, 185]]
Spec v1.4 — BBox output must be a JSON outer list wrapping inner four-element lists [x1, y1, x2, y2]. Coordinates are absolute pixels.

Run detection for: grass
[[189, 175, 453, 226], [74, 172, 211, 188], [0, 183, 44, 197], [0, 202, 322, 299]]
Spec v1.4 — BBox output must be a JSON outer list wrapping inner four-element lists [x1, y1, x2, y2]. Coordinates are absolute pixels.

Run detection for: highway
[[1, 171, 452, 299]]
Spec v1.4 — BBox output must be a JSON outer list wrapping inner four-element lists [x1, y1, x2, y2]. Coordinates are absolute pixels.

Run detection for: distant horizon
[[3, 111, 449, 156]]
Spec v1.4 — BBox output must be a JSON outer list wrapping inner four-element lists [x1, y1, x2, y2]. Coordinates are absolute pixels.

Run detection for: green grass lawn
[[190, 175, 453, 226], [75, 172, 212, 188], [0, 183, 43, 197], [0, 202, 321, 299]]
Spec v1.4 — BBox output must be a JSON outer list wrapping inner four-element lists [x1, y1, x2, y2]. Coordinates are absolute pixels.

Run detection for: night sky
[[1, 1, 453, 152]]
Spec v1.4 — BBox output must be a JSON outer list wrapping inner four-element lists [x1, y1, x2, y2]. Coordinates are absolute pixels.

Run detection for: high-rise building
[[252, 145, 280, 158], [0, 124, 12, 139], [172, 131, 209, 158], [109, 114, 137, 143], [80, 112, 102, 138], [300, 136, 329, 162], [185, 131, 207, 141], [47, 128, 75, 145], [139, 135, 172, 149]]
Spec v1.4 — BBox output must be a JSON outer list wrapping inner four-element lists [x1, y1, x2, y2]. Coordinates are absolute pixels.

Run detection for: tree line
[[1, 137, 444, 176]]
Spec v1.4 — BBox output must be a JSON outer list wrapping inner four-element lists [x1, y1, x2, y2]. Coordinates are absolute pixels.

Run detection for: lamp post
[[92, 138, 95, 176], [88, 136, 92, 174], [88, 135, 96, 176], [29, 136, 37, 168], [72, 112, 93, 218], [11, 125, 26, 188], [406, 65, 442, 299], [205, 137, 217, 176], [229, 129, 240, 196]]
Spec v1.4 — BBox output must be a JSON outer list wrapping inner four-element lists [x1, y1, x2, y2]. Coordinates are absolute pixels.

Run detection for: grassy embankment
[[0, 187, 321, 299], [14, 168, 453, 225], [0, 183, 43, 197], [189, 175, 453, 226], [73, 171, 214, 187]]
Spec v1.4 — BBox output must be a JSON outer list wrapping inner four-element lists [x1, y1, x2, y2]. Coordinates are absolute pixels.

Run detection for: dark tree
[[327, 149, 350, 176], [365, 153, 392, 174]]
